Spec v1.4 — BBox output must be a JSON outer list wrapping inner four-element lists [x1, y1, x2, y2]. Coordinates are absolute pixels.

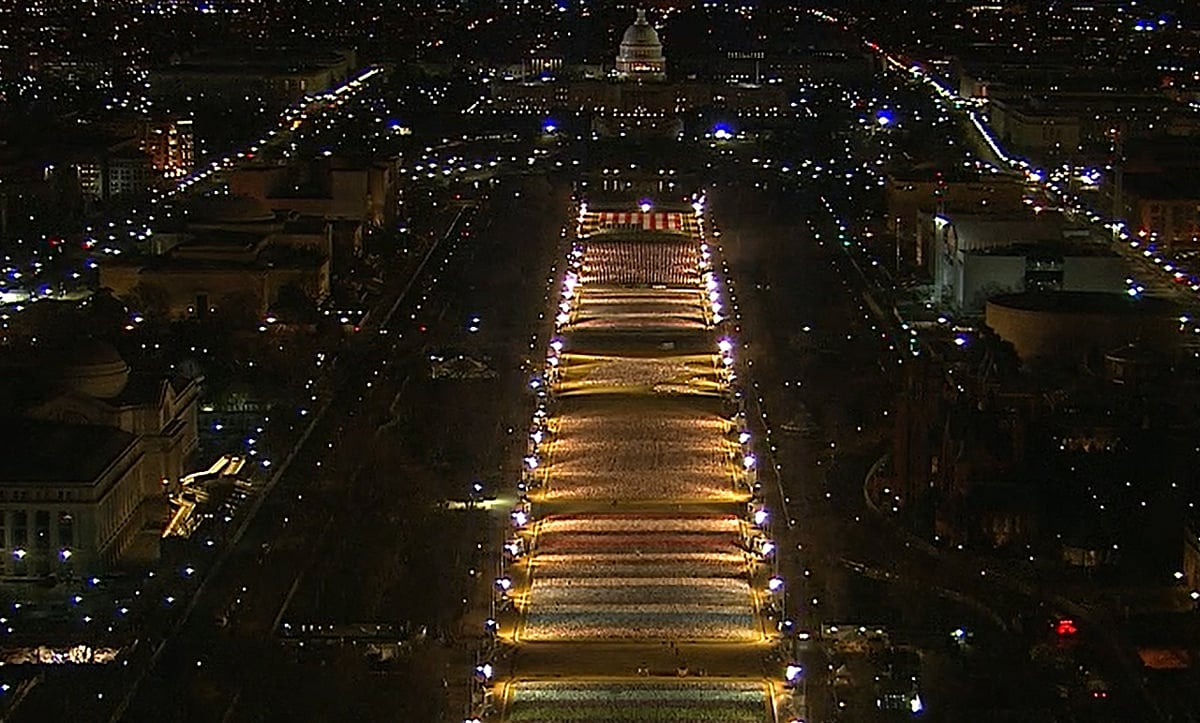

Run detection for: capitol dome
[[616, 9, 666, 80], [60, 338, 130, 399], [621, 9, 662, 48]]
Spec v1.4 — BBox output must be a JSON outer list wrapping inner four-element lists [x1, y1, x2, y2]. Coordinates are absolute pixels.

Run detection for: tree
[[84, 287, 130, 335], [272, 282, 318, 324], [213, 289, 260, 329], [124, 281, 170, 320]]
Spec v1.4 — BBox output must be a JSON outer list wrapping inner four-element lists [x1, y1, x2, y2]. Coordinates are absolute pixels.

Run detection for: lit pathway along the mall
[[481, 203, 797, 723]]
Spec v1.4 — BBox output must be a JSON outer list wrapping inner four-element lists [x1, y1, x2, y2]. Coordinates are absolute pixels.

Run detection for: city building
[[487, 10, 790, 125], [984, 291, 1180, 363], [723, 47, 873, 84], [0, 116, 188, 214], [75, 140, 157, 202], [227, 157, 397, 228], [885, 168, 1025, 263], [149, 48, 356, 106], [955, 60, 1153, 101], [927, 210, 1125, 311], [1122, 174, 1200, 247], [986, 98, 1081, 155], [987, 93, 1200, 160], [0, 340, 199, 579], [1182, 522, 1200, 600], [100, 195, 332, 321], [141, 118, 195, 178], [81, 114, 196, 180]]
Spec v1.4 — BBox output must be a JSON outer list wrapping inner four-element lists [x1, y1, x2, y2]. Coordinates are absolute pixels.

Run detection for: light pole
[[1111, 128, 1124, 244]]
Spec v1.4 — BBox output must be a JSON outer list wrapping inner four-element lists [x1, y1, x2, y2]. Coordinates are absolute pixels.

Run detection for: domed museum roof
[[60, 338, 130, 399], [621, 9, 662, 50]]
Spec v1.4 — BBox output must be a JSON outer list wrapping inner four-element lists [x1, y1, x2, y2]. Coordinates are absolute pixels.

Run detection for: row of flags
[[589, 212, 685, 231]]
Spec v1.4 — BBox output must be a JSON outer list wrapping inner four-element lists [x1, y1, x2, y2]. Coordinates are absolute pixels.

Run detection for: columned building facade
[[0, 341, 199, 579]]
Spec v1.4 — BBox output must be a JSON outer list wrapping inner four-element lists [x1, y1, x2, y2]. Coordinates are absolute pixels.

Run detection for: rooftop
[[1124, 173, 1200, 201], [970, 241, 1116, 257], [988, 290, 1179, 315], [0, 421, 135, 485], [621, 10, 662, 50], [157, 47, 353, 77]]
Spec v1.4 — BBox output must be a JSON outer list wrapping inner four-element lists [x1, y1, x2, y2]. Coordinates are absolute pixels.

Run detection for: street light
[[785, 663, 803, 684]]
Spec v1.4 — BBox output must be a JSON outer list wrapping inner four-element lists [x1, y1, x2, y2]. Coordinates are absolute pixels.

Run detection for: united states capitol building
[[486, 9, 788, 126], [614, 9, 667, 80]]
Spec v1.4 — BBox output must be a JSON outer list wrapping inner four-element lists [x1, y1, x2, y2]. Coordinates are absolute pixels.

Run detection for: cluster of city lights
[[870, 34, 1200, 307]]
